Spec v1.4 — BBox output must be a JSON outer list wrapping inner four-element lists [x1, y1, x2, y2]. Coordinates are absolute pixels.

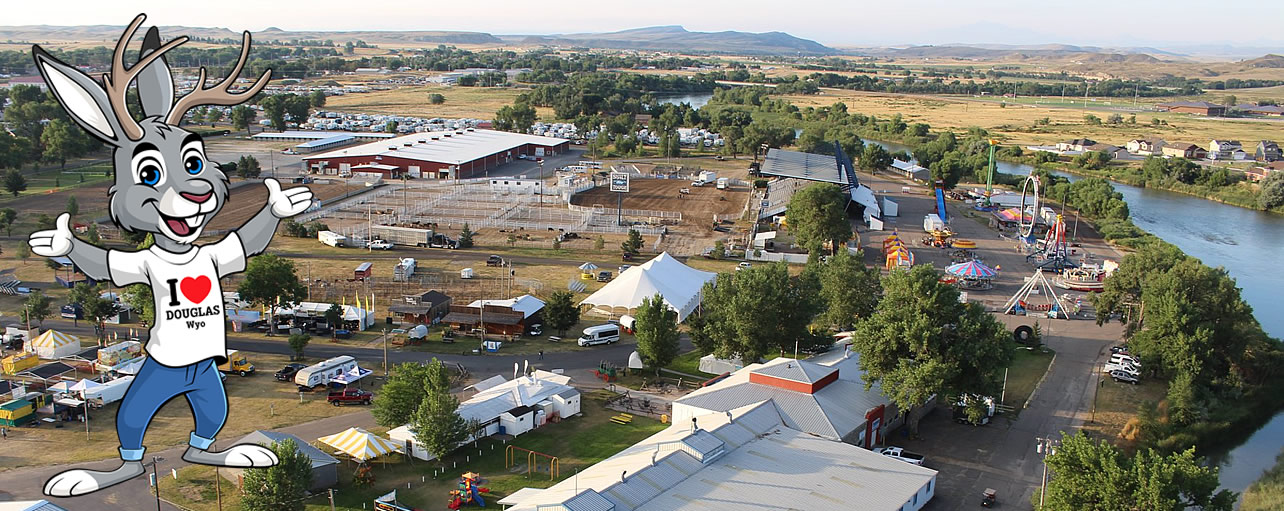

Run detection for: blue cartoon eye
[[138, 161, 162, 186], [184, 155, 203, 175]]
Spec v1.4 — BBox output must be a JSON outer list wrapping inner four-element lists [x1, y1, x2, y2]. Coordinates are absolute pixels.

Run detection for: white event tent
[[579, 252, 715, 322]]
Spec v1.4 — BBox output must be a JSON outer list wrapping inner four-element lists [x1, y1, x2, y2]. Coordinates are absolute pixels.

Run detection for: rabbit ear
[[32, 45, 124, 146], [136, 26, 175, 120]]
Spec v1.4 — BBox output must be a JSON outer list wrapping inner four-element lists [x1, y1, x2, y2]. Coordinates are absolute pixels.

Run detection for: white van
[[578, 325, 620, 347], [295, 355, 358, 388], [1109, 354, 1141, 367]]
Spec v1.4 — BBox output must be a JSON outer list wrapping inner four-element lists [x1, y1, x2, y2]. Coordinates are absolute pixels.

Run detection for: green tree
[[457, 223, 474, 248], [372, 359, 451, 428], [850, 265, 1013, 431], [324, 303, 343, 329], [813, 249, 881, 330], [634, 294, 680, 374], [428, 93, 446, 105], [1037, 432, 1234, 511], [237, 254, 307, 336], [543, 290, 580, 336], [237, 155, 262, 179], [693, 263, 820, 362], [261, 95, 288, 131], [69, 283, 118, 341], [231, 105, 256, 135], [21, 290, 53, 328], [594, 235, 605, 251], [0, 208, 17, 236], [84, 223, 100, 246], [1084, 114, 1102, 125], [410, 390, 468, 460], [0, 135, 32, 170], [207, 107, 224, 124], [310, 90, 327, 108], [16, 243, 30, 265], [859, 143, 893, 174], [1107, 113, 1124, 124], [40, 119, 89, 170], [929, 152, 966, 190], [122, 284, 155, 326], [240, 438, 313, 511], [494, 102, 537, 133], [621, 229, 643, 255], [785, 183, 851, 255], [65, 195, 79, 218], [4, 170, 27, 197], [287, 333, 310, 361], [384, 120, 398, 133], [1258, 171, 1284, 210]]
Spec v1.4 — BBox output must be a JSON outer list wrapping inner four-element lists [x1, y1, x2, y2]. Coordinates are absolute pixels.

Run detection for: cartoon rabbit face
[[32, 14, 269, 245]]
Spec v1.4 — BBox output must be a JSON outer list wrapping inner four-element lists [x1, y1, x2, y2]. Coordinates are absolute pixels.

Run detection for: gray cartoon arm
[[27, 213, 111, 280], [236, 178, 313, 256]]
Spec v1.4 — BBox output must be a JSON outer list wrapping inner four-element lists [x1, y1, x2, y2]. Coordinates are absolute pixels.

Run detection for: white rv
[[295, 355, 358, 388], [84, 376, 133, 408], [318, 230, 347, 248]]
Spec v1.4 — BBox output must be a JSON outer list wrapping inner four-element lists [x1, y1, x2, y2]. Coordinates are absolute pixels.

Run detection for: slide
[[934, 185, 949, 224]]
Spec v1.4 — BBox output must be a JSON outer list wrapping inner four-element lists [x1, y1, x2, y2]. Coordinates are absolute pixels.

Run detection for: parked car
[[486, 255, 504, 267], [1110, 345, 1130, 355], [621, 252, 634, 262], [597, 270, 613, 282], [366, 239, 393, 250], [618, 265, 632, 274], [1110, 370, 1139, 384], [327, 388, 373, 406], [1104, 362, 1141, 376], [874, 446, 926, 466], [274, 363, 307, 382], [736, 262, 752, 271]]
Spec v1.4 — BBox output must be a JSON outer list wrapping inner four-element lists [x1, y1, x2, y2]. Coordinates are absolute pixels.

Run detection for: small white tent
[[27, 330, 80, 359], [579, 252, 716, 322]]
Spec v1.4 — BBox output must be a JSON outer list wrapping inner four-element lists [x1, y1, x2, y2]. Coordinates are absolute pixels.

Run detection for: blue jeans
[[115, 358, 227, 461]]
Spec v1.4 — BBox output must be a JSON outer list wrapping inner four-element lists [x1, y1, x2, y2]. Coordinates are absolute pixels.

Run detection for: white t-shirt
[[108, 233, 247, 367]]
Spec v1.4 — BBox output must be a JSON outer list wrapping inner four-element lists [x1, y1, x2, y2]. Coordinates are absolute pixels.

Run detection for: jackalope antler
[[101, 14, 188, 140], [98, 13, 273, 138], [165, 30, 272, 126]]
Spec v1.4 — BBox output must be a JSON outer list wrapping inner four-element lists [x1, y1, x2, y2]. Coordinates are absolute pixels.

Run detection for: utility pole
[[328, 488, 337, 511], [215, 466, 223, 511], [382, 328, 388, 378], [145, 456, 165, 511], [1035, 437, 1059, 507]]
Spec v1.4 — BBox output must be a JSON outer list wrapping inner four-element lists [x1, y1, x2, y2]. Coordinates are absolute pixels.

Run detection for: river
[[865, 138, 1284, 503], [656, 92, 714, 110]]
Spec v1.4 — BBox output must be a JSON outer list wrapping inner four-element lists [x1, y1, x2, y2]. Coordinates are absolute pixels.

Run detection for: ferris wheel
[[1018, 175, 1041, 239]]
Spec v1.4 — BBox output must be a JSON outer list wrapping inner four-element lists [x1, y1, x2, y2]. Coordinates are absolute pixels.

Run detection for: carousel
[[943, 260, 998, 290]]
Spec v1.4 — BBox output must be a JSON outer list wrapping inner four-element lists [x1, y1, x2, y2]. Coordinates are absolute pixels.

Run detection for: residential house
[[221, 431, 339, 490], [1209, 140, 1244, 160], [1233, 104, 1284, 116], [1126, 138, 1167, 156], [1055, 138, 1097, 152], [1156, 101, 1227, 116], [1256, 140, 1281, 162], [1249, 161, 1284, 182], [2, 76, 47, 91], [386, 290, 452, 324], [1162, 143, 1207, 159], [1086, 143, 1129, 159]]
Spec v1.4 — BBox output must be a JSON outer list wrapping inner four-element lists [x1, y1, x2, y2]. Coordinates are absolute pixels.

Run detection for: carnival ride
[[933, 180, 950, 224], [1002, 269, 1073, 319], [944, 260, 998, 290], [883, 233, 915, 270], [1054, 263, 1114, 292], [447, 472, 490, 509], [1015, 175, 1076, 270]]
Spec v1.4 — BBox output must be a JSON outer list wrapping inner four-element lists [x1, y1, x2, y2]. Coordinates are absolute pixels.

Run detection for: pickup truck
[[873, 446, 926, 466], [327, 388, 373, 406], [367, 240, 393, 250], [486, 255, 504, 267]]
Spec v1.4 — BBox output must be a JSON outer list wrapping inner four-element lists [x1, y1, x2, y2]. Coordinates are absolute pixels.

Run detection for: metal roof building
[[760, 146, 882, 220], [301, 128, 571, 179], [498, 401, 938, 511], [672, 355, 897, 446]]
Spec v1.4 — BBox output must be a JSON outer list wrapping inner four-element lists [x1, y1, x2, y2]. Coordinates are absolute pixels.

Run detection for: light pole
[[144, 456, 165, 511], [1035, 436, 1059, 508]]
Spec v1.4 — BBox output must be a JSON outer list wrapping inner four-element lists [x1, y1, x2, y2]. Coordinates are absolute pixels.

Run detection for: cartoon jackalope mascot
[[27, 14, 313, 496]]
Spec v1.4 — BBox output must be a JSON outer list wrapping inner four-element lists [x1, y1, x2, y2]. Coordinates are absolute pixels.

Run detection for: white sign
[[610, 172, 630, 193]]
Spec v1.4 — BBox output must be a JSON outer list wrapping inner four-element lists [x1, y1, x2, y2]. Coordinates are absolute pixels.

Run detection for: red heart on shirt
[[180, 276, 212, 303]]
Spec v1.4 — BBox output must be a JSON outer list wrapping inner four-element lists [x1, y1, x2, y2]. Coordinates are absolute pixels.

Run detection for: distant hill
[[0, 24, 502, 46], [1241, 54, 1284, 68], [862, 44, 1175, 61], [503, 25, 835, 55]]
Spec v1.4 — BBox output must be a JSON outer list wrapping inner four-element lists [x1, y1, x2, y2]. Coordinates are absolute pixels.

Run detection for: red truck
[[327, 388, 373, 406]]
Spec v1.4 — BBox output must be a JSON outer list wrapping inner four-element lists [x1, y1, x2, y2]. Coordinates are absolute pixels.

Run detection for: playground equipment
[[934, 180, 949, 224], [1002, 269, 1072, 319], [505, 446, 560, 480], [447, 472, 490, 509]]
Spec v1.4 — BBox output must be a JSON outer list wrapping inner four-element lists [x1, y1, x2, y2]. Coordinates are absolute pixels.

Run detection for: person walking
[[2, 426, 8, 439], [538, 349, 544, 360]]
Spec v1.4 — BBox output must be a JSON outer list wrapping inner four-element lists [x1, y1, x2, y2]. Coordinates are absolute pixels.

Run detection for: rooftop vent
[[403, 142, 412, 147], [387, 146, 397, 150], [417, 139, 426, 144], [443, 133, 451, 138], [466, 128, 476, 132]]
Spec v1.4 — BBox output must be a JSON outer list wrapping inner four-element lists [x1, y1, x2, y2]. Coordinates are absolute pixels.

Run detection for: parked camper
[[84, 376, 133, 408], [318, 230, 347, 248], [691, 171, 717, 187], [619, 314, 636, 334], [295, 355, 358, 389], [217, 350, 255, 376], [716, 177, 729, 190], [577, 325, 620, 347]]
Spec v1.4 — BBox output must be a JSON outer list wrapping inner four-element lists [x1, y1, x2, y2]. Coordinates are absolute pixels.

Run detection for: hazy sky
[[6, 0, 1284, 49]]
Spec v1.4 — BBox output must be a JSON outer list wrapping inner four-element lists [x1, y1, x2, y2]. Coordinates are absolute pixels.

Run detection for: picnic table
[[610, 413, 633, 425]]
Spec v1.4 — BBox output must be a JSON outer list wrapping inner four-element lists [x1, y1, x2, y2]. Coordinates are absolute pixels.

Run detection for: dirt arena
[[569, 178, 750, 228], [205, 181, 353, 230]]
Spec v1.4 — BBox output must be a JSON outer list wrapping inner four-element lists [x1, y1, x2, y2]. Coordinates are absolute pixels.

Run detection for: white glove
[[264, 178, 314, 218], [28, 213, 75, 257]]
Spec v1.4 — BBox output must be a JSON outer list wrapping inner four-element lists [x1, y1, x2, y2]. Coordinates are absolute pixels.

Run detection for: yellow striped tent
[[27, 330, 80, 359], [317, 427, 401, 462]]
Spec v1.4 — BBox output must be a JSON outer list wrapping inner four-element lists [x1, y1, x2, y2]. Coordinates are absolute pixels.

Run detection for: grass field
[[783, 88, 1284, 148], [0, 352, 375, 471], [665, 350, 715, 378], [160, 393, 667, 510], [1003, 347, 1056, 409], [1081, 372, 1169, 444], [324, 84, 553, 120]]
